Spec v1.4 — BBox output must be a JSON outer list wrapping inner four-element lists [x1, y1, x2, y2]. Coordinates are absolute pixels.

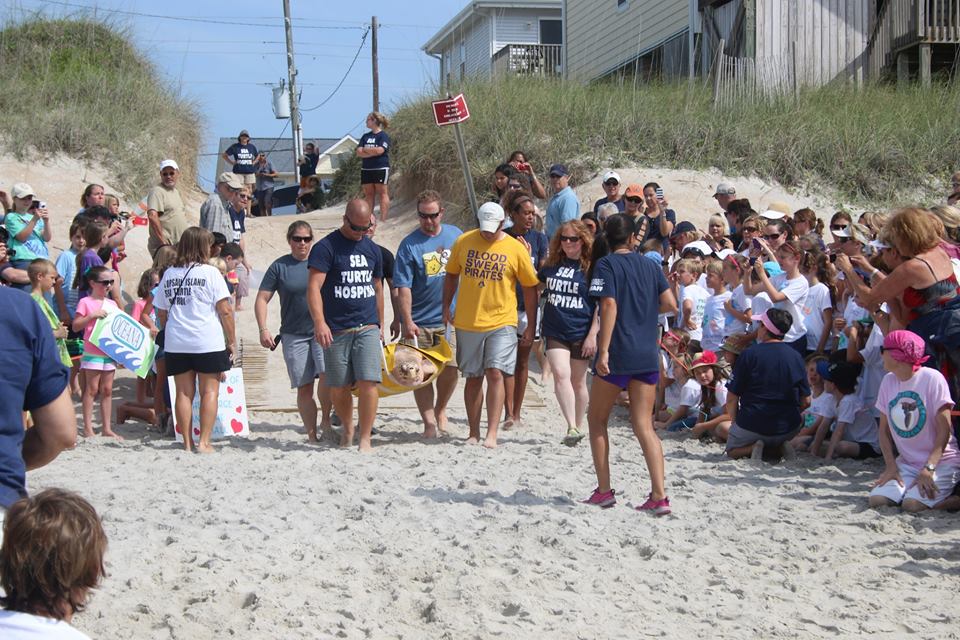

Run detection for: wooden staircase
[[866, 0, 960, 84]]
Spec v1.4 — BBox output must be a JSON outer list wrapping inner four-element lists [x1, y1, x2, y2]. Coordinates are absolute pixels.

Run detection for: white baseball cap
[[10, 183, 34, 199], [681, 240, 715, 257], [477, 202, 505, 233], [602, 170, 621, 184], [759, 209, 787, 220], [159, 159, 180, 172]]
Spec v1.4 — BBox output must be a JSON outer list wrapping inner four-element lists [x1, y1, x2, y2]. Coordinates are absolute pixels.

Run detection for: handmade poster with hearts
[[167, 368, 250, 442]]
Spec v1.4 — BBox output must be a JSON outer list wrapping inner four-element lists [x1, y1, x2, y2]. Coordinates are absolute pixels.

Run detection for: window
[[540, 19, 562, 45], [617, 0, 629, 10]]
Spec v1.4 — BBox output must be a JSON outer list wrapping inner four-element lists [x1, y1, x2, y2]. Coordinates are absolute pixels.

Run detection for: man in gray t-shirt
[[255, 153, 277, 216], [254, 220, 332, 441]]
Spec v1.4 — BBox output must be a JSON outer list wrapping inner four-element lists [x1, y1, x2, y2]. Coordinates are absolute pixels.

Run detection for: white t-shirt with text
[[153, 264, 231, 354]]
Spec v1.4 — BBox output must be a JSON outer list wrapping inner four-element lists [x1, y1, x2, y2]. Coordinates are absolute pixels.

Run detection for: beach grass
[[0, 16, 202, 197], [389, 76, 960, 225]]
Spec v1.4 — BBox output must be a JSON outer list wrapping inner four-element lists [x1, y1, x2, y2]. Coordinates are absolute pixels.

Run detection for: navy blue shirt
[[593, 196, 625, 214], [727, 341, 810, 436], [507, 227, 548, 312], [0, 288, 69, 509], [359, 131, 390, 170], [539, 258, 594, 342], [228, 204, 245, 243], [589, 251, 669, 374], [640, 208, 677, 251], [225, 142, 258, 174], [308, 230, 382, 332]]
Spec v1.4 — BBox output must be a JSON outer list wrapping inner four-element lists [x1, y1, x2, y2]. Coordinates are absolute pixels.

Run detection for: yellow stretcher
[[353, 336, 454, 398]]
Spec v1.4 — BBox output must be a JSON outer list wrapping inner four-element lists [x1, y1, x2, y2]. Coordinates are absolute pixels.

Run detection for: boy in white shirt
[[673, 258, 709, 351]]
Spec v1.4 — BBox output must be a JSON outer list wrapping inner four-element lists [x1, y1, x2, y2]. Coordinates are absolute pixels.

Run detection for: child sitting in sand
[[685, 351, 731, 441], [869, 330, 960, 512], [0, 488, 107, 640], [791, 354, 833, 451], [809, 359, 880, 461], [656, 329, 689, 423]]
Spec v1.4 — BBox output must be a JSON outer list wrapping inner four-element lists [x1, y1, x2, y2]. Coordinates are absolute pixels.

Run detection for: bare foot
[[82, 429, 95, 438], [358, 438, 373, 453], [436, 410, 449, 435], [483, 436, 498, 449], [306, 428, 318, 443], [423, 423, 438, 439], [502, 417, 515, 431], [102, 430, 124, 441], [466, 436, 480, 445], [196, 444, 215, 454]]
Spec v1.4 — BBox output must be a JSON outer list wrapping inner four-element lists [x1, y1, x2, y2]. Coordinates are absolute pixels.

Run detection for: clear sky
[[8, 0, 466, 186]]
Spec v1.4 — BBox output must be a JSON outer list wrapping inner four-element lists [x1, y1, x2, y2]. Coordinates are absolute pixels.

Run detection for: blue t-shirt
[[359, 130, 390, 170], [640, 208, 677, 251], [0, 288, 69, 509], [226, 142, 258, 174], [588, 252, 669, 374], [54, 247, 79, 319], [307, 230, 383, 332], [593, 196, 625, 214], [228, 205, 246, 243], [507, 228, 548, 311], [545, 187, 580, 240], [539, 258, 594, 342], [393, 225, 463, 327], [726, 341, 810, 436]]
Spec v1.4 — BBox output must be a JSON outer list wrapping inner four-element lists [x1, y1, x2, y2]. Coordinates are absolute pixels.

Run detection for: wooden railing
[[867, 0, 960, 78], [491, 43, 562, 77]]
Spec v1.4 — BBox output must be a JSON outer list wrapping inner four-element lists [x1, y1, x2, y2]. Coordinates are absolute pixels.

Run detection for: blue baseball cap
[[548, 164, 569, 177], [763, 261, 785, 277]]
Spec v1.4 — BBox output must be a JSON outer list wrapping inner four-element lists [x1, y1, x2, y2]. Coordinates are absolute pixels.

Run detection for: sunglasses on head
[[290, 235, 313, 243], [417, 210, 441, 219], [560, 235, 581, 242], [347, 219, 374, 232]]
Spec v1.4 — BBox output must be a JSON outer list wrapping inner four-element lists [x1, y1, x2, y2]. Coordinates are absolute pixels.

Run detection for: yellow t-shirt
[[445, 229, 539, 332]]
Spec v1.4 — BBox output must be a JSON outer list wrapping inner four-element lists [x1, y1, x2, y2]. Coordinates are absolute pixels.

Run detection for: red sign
[[432, 94, 470, 126]]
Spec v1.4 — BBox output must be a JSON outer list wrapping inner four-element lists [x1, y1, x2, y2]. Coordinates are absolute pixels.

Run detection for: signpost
[[431, 93, 478, 215]]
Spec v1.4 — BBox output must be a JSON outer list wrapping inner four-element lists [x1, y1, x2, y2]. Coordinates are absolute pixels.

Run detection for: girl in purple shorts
[[584, 214, 678, 515]]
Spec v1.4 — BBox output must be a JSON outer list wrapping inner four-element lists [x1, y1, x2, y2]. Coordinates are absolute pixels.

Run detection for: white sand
[[9, 155, 959, 638]]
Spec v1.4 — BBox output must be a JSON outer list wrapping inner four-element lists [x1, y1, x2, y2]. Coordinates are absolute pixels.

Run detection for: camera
[[829, 253, 838, 263], [117, 211, 132, 221], [749, 256, 757, 266]]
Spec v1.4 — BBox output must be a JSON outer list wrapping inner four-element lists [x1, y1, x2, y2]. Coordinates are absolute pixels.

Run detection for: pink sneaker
[[582, 488, 616, 508], [636, 494, 671, 516]]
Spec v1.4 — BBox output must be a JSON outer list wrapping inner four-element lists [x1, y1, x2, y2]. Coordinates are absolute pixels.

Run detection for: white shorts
[[869, 460, 960, 508]]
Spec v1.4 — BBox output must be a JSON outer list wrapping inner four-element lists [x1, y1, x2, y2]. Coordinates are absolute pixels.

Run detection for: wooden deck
[[867, 0, 960, 83]]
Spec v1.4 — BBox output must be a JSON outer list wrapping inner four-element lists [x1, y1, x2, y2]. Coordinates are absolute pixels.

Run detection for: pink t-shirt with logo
[[75, 297, 119, 357], [875, 367, 959, 469]]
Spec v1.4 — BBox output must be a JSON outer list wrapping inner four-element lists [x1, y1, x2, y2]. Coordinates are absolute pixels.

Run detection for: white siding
[[756, 0, 874, 87], [565, 0, 690, 81], [492, 8, 563, 50], [465, 15, 492, 77]]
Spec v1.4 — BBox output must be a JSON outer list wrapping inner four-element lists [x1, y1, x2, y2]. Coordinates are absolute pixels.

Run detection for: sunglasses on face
[[763, 233, 782, 241], [417, 210, 441, 219], [603, 181, 619, 187], [96, 279, 115, 286], [237, 193, 251, 200], [626, 197, 642, 204], [560, 235, 581, 242], [290, 235, 313, 243], [742, 226, 758, 233], [830, 224, 848, 231], [347, 219, 374, 232], [161, 172, 176, 177]]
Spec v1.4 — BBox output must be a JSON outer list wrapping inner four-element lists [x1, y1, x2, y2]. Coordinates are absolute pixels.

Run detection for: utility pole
[[283, 0, 304, 182], [371, 15, 380, 112]]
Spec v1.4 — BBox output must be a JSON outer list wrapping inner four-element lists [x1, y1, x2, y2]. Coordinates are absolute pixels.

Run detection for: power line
[[300, 27, 370, 112], [139, 38, 421, 53], [34, 0, 366, 29], [151, 49, 419, 62]]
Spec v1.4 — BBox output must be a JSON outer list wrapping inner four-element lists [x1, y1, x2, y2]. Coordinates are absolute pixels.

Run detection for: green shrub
[[390, 76, 960, 226], [0, 17, 202, 198], [327, 152, 361, 205]]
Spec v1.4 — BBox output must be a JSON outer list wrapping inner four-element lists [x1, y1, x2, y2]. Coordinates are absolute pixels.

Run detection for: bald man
[[306, 199, 384, 452]]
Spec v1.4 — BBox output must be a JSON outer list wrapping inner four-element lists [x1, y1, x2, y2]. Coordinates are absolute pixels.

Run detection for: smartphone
[[655, 187, 664, 202], [752, 238, 761, 250], [829, 253, 838, 263], [270, 333, 282, 351], [749, 256, 757, 266]]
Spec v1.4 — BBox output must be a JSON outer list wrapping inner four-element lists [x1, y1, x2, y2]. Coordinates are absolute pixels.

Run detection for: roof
[[423, 0, 562, 53], [214, 135, 357, 177]]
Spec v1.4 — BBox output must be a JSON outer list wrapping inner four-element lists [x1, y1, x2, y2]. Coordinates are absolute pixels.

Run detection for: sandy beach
[[11, 155, 960, 638]]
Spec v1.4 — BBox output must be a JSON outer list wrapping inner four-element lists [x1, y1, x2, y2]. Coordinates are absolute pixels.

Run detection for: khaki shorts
[[456, 326, 517, 378], [400, 325, 457, 368], [237, 173, 257, 185]]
